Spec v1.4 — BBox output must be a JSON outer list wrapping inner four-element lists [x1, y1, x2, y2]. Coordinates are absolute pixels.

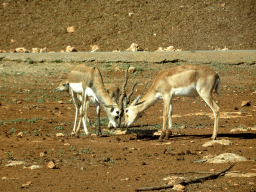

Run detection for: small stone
[[3, 3, 9, 8], [66, 45, 77, 52], [156, 47, 164, 52], [173, 184, 185, 191], [121, 178, 130, 181], [40, 152, 46, 157], [21, 181, 32, 188], [15, 47, 28, 53], [127, 43, 139, 52], [47, 161, 56, 169], [241, 100, 251, 107], [17, 132, 23, 138], [165, 46, 175, 51], [90, 45, 99, 52], [56, 133, 65, 137], [128, 67, 136, 73], [32, 48, 40, 53], [58, 100, 64, 104], [40, 47, 49, 53], [67, 26, 75, 33]]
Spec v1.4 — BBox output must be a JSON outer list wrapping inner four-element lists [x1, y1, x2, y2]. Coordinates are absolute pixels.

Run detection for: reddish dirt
[[0, 0, 255, 52], [0, 61, 255, 191]]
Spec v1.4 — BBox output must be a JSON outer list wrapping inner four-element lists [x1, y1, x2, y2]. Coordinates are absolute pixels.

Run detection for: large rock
[[202, 139, 232, 147], [206, 153, 247, 163]]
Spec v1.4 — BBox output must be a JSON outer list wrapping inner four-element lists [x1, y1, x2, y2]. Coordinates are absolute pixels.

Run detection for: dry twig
[[135, 164, 235, 191]]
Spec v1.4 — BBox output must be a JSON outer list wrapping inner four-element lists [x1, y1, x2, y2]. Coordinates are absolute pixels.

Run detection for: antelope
[[56, 64, 121, 135], [56, 80, 120, 127], [124, 64, 220, 141]]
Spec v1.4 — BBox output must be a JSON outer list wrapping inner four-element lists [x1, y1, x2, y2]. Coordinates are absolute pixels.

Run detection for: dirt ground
[[0, 0, 255, 52], [0, 60, 255, 191]]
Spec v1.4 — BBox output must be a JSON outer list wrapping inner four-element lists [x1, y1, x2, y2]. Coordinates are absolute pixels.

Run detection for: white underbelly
[[69, 83, 83, 94], [69, 84, 98, 102], [171, 84, 198, 97]]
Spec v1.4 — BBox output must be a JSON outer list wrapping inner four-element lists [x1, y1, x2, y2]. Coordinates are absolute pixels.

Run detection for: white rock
[[67, 26, 74, 33], [40, 47, 49, 53], [203, 139, 232, 147], [15, 47, 28, 53], [47, 161, 56, 169], [32, 48, 40, 53], [156, 47, 164, 52], [173, 184, 185, 191], [24, 165, 42, 170], [127, 43, 138, 52], [115, 130, 127, 135], [90, 45, 99, 52], [241, 100, 251, 106], [225, 172, 256, 177], [207, 153, 247, 163], [6, 161, 25, 167], [56, 133, 65, 137], [128, 67, 136, 73], [230, 127, 248, 132], [164, 46, 175, 51], [66, 45, 77, 52]]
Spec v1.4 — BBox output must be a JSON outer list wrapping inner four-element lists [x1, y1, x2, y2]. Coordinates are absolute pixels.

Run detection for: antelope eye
[[110, 108, 114, 112], [125, 109, 128, 113]]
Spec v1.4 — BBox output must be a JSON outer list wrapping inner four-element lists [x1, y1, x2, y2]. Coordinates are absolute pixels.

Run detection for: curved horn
[[132, 95, 141, 106], [124, 82, 138, 108], [118, 64, 130, 109]]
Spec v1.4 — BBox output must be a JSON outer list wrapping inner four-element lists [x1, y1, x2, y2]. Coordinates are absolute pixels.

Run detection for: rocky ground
[[0, 60, 255, 191], [0, 0, 256, 191]]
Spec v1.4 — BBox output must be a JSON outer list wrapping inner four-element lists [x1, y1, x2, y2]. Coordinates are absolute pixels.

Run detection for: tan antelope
[[56, 64, 121, 135], [124, 64, 220, 141], [56, 80, 120, 127]]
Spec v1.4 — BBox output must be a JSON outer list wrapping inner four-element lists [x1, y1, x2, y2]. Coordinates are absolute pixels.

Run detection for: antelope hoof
[[158, 131, 166, 142], [165, 130, 172, 140], [211, 135, 217, 140]]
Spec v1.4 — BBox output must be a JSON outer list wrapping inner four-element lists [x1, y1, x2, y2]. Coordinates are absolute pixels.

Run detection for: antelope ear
[[103, 104, 115, 109], [131, 95, 141, 106]]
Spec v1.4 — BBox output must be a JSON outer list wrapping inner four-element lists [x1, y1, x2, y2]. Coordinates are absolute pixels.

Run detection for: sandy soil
[[0, 60, 255, 191]]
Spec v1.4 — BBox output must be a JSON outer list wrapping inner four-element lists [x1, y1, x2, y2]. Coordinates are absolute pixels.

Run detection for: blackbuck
[[56, 64, 121, 135], [124, 64, 220, 141]]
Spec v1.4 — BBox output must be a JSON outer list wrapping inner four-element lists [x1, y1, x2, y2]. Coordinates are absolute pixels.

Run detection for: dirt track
[[1, 50, 256, 65]]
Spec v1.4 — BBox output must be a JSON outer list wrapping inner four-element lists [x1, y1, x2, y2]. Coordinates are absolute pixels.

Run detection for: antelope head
[[124, 95, 142, 127], [104, 104, 121, 128], [56, 80, 69, 92]]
